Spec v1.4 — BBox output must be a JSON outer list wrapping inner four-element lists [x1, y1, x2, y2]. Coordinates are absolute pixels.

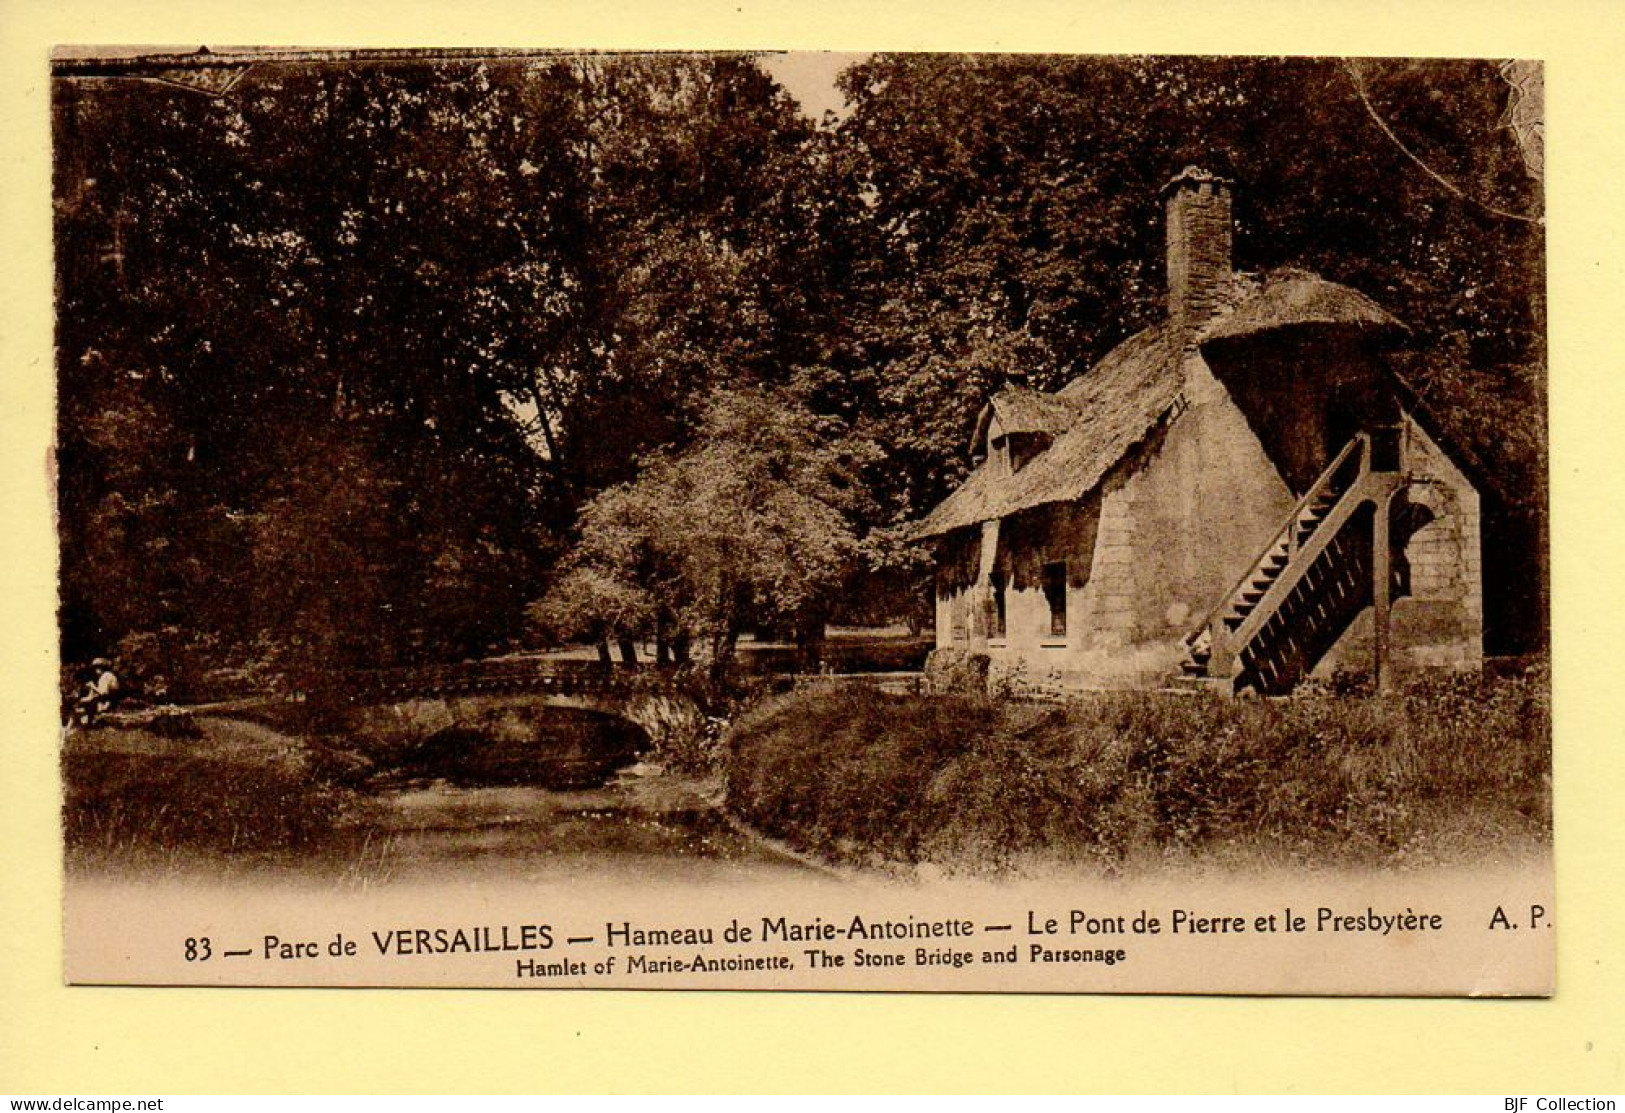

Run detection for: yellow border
[[5, 0, 1622, 1093]]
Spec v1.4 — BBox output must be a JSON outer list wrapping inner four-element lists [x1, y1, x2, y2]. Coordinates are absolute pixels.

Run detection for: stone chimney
[[1161, 166, 1233, 334]]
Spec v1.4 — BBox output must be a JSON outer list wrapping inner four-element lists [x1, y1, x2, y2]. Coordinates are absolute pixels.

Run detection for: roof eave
[[1200, 316, 1411, 353]]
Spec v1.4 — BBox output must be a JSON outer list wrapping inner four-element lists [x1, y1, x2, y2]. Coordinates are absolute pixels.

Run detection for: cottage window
[[989, 572, 1008, 641], [950, 591, 968, 644], [1042, 561, 1067, 637]]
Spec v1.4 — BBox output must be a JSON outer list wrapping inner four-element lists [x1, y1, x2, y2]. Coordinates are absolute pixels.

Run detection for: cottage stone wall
[[944, 353, 1295, 689], [1316, 413, 1483, 678], [1063, 354, 1295, 686]]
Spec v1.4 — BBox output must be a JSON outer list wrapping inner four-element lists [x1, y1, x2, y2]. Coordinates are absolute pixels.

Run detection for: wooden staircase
[[1175, 430, 1404, 696]]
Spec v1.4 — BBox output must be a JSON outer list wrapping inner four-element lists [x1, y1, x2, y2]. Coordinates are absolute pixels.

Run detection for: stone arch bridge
[[327, 659, 688, 718]]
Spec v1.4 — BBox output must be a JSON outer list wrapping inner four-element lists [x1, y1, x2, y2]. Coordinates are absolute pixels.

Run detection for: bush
[[618, 665, 783, 776], [725, 671, 1551, 873], [922, 648, 990, 697], [727, 684, 1001, 864], [621, 693, 726, 775]]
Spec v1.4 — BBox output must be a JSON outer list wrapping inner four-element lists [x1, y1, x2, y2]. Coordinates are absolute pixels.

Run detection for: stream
[[63, 701, 820, 887], [330, 762, 818, 887]]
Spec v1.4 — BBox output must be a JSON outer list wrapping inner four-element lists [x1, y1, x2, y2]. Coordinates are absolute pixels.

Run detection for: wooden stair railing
[[1178, 429, 1403, 695]]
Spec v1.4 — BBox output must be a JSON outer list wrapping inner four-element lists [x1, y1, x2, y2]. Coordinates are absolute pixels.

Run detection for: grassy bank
[[61, 716, 360, 869], [725, 671, 1551, 873]]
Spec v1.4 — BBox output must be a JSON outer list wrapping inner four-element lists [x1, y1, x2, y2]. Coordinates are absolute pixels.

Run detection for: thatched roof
[[913, 323, 1182, 538], [911, 268, 1408, 540], [969, 386, 1084, 453], [1200, 268, 1406, 346]]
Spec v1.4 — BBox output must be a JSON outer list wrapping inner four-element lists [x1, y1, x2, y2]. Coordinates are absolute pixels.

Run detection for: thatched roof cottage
[[914, 168, 1484, 695]]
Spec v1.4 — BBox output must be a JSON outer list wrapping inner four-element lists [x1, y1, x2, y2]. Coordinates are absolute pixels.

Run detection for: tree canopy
[[533, 387, 875, 674]]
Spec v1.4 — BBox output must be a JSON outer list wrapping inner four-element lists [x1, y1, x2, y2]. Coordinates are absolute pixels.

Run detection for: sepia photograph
[[50, 47, 1553, 994]]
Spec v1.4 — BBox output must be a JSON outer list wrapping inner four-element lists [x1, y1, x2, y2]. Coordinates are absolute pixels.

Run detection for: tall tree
[[55, 58, 602, 677], [56, 51, 874, 681], [535, 387, 875, 677], [548, 55, 866, 493]]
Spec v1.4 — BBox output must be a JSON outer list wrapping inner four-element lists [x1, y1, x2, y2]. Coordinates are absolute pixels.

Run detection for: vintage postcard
[[53, 48, 1552, 994]]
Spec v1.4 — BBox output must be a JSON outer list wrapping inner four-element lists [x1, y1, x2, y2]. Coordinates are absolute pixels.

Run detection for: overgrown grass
[[62, 734, 357, 865], [725, 669, 1551, 873]]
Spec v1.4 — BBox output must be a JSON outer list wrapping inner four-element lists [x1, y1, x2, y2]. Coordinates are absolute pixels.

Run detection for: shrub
[[622, 693, 727, 775], [922, 648, 990, 697]]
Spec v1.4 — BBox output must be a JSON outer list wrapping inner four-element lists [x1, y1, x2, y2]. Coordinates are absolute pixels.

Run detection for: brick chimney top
[[1160, 165, 1233, 198], [1163, 166, 1234, 337]]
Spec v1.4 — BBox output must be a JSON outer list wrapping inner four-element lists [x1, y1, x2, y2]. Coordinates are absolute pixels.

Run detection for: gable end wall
[[1315, 412, 1483, 677]]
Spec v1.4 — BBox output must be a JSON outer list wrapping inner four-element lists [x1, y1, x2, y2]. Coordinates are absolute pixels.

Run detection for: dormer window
[[972, 388, 1077, 475], [990, 431, 1050, 476], [1008, 432, 1051, 473]]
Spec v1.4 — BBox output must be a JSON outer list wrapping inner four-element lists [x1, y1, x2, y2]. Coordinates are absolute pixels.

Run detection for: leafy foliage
[[55, 55, 840, 680], [534, 388, 876, 673]]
